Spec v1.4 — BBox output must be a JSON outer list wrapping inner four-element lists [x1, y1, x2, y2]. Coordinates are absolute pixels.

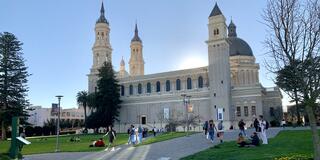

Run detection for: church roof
[[96, 2, 109, 24], [209, 3, 222, 17], [131, 23, 142, 43]]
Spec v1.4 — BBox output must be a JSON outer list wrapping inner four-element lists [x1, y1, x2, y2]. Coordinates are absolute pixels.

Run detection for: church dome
[[226, 20, 253, 56], [227, 37, 253, 56]]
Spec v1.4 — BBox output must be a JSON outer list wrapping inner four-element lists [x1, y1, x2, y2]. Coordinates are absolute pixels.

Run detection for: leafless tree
[[263, 0, 320, 158]]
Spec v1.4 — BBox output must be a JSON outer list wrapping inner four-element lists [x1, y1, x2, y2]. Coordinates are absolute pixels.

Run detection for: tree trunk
[[305, 105, 320, 160], [1, 121, 6, 140], [294, 90, 301, 125], [84, 104, 87, 130]]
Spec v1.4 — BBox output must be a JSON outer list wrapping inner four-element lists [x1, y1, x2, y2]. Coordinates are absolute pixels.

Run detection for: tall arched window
[[198, 76, 203, 88], [138, 83, 142, 94], [147, 82, 151, 93], [156, 81, 161, 92], [121, 85, 125, 96], [166, 80, 171, 92], [176, 79, 181, 91], [129, 85, 133, 95], [187, 78, 192, 90]]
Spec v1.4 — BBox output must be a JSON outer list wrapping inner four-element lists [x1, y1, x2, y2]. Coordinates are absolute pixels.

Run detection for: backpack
[[265, 121, 269, 130]]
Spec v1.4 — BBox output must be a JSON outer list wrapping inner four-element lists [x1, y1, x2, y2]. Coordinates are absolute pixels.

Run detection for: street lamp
[[181, 94, 192, 136], [55, 95, 63, 152]]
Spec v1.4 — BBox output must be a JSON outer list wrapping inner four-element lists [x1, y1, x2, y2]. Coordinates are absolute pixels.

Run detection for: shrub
[[25, 126, 34, 137], [34, 126, 43, 136]]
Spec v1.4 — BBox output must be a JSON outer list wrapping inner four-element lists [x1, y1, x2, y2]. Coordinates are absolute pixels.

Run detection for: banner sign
[[217, 108, 223, 120], [51, 103, 58, 115]]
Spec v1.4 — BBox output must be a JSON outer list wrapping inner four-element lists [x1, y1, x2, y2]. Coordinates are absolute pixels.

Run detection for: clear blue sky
[[0, 0, 288, 109]]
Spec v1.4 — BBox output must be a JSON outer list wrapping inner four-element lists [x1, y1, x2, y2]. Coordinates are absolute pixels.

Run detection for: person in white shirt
[[258, 115, 268, 144]]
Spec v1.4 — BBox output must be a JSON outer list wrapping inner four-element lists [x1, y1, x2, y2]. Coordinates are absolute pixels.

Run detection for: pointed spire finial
[[120, 56, 125, 66], [209, 2, 222, 17], [96, 1, 108, 24], [228, 19, 237, 37], [131, 21, 142, 43]]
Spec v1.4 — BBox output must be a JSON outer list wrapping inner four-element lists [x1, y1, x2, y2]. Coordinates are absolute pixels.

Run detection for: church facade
[[88, 3, 282, 131]]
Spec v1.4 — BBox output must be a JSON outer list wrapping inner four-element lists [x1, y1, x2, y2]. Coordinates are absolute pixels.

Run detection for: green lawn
[[181, 130, 318, 160], [136, 132, 194, 146], [0, 133, 128, 155]]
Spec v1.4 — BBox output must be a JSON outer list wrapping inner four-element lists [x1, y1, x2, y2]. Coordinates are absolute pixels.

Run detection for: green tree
[[76, 90, 88, 129], [263, 0, 320, 158], [87, 62, 121, 129], [0, 32, 30, 140]]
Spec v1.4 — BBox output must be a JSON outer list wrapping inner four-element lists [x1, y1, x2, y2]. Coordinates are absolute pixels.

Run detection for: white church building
[[88, 3, 282, 131]]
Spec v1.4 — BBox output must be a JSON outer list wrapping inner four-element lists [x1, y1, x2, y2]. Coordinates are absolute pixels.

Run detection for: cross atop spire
[[209, 2, 222, 17], [96, 1, 109, 24]]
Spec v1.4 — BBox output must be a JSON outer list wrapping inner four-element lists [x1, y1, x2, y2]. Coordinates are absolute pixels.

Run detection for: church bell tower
[[129, 23, 144, 77], [88, 2, 112, 93], [206, 3, 231, 123]]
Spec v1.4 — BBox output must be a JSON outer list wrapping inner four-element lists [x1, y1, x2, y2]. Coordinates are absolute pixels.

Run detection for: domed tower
[[129, 23, 145, 77], [227, 20, 259, 86], [88, 2, 112, 93], [206, 3, 231, 124], [118, 57, 128, 78]]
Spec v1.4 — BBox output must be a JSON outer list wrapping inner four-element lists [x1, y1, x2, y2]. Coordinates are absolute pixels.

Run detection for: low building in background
[[27, 106, 85, 127]]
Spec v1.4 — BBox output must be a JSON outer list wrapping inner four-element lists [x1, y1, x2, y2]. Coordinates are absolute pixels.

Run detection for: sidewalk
[[25, 128, 282, 160]]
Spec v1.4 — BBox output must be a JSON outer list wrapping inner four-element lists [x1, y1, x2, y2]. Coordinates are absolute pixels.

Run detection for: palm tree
[[77, 91, 88, 130]]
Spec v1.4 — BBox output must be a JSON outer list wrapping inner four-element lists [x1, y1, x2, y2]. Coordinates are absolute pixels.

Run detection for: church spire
[[96, 1, 108, 24], [131, 22, 142, 42], [209, 2, 222, 17], [228, 20, 237, 37]]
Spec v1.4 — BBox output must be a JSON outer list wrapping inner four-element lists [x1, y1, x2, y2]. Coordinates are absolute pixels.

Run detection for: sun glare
[[178, 56, 208, 70]]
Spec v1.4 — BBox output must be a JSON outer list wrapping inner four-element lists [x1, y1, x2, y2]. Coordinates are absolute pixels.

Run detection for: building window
[[236, 106, 241, 117], [244, 106, 248, 117], [251, 106, 256, 116], [147, 82, 151, 93], [138, 83, 142, 94], [121, 85, 125, 96], [198, 76, 203, 88], [270, 107, 275, 117], [187, 78, 192, 90], [156, 81, 161, 92], [141, 116, 146, 125], [166, 80, 171, 92], [176, 79, 181, 91], [129, 85, 133, 95]]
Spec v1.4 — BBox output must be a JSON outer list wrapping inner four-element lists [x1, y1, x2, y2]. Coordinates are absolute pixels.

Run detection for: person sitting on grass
[[94, 138, 105, 147], [237, 133, 249, 147], [250, 132, 260, 146]]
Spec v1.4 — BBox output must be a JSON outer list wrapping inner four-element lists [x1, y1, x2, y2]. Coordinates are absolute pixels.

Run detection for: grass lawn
[[0, 153, 10, 160], [0, 133, 128, 155], [136, 132, 194, 146], [181, 130, 318, 160]]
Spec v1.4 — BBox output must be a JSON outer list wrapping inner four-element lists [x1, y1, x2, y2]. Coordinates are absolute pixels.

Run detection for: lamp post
[[181, 94, 192, 136], [55, 95, 63, 152]]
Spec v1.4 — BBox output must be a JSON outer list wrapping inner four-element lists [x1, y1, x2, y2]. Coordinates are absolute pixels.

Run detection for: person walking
[[217, 121, 224, 143], [258, 115, 268, 144], [127, 126, 132, 145], [208, 123, 217, 143], [238, 119, 246, 136], [130, 125, 136, 145], [203, 121, 209, 138], [253, 118, 259, 132], [103, 125, 117, 151], [138, 125, 143, 144]]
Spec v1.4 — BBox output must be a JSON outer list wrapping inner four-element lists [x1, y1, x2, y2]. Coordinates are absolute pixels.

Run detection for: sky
[[0, 0, 290, 110]]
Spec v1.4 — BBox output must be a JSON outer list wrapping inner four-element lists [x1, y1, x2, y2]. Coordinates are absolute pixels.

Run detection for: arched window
[[129, 85, 133, 95], [121, 85, 125, 96], [176, 79, 181, 91], [147, 82, 151, 93], [156, 81, 161, 92], [138, 83, 142, 94], [187, 78, 192, 90], [198, 76, 203, 88], [166, 80, 171, 92]]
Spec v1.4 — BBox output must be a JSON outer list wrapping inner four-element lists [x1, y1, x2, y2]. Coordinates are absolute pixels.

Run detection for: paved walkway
[[25, 128, 283, 160]]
